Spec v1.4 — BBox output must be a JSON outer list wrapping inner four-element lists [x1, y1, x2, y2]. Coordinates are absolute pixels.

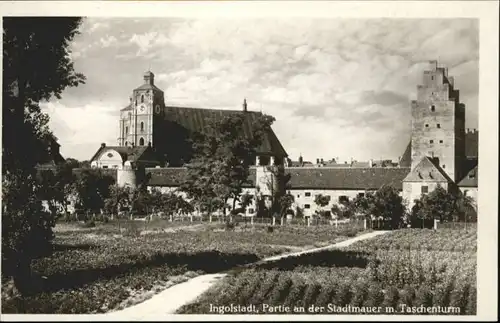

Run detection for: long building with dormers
[[88, 61, 478, 217]]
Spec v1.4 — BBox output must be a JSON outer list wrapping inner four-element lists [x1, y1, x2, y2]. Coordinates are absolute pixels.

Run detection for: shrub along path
[[104, 230, 390, 319]]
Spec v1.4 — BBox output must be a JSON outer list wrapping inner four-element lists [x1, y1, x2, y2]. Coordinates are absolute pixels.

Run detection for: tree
[[2, 17, 86, 295], [411, 185, 477, 228], [314, 194, 331, 219], [72, 169, 114, 219], [104, 184, 133, 219], [36, 162, 76, 218], [181, 112, 275, 216], [349, 186, 406, 229]]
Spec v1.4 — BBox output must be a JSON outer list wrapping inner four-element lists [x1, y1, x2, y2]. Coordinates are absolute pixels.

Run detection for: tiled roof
[[286, 167, 411, 190], [145, 167, 257, 187], [89, 145, 156, 164], [458, 158, 478, 187], [162, 106, 288, 157], [399, 142, 412, 167], [403, 156, 451, 183], [134, 83, 163, 92]]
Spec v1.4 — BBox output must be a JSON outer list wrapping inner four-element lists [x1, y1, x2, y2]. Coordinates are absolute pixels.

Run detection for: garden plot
[[178, 227, 477, 315]]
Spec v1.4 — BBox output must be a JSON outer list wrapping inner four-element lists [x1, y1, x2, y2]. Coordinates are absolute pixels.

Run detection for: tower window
[[437, 123, 441, 128], [139, 137, 145, 146], [140, 122, 144, 132], [430, 140, 434, 144], [141, 95, 144, 103], [430, 105, 435, 112]]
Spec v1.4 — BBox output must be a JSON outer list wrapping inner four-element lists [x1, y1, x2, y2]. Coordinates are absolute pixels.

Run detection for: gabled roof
[[162, 106, 288, 157], [458, 159, 478, 187], [403, 156, 451, 183], [286, 167, 411, 190], [89, 145, 157, 164], [399, 142, 412, 167]]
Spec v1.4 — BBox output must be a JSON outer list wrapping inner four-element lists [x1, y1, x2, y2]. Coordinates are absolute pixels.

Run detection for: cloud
[[43, 18, 478, 163]]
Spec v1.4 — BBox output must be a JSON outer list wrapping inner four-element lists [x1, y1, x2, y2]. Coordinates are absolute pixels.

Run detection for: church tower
[[118, 71, 165, 147], [410, 60, 466, 182]]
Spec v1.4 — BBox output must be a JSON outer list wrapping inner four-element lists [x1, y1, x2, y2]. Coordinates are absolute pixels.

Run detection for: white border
[[0, 1, 498, 321]]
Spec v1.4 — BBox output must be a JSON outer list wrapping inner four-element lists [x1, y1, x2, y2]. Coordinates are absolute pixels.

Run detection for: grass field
[[1, 219, 366, 314], [178, 227, 477, 315]]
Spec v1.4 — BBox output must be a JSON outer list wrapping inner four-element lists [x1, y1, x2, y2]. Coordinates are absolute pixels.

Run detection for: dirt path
[[104, 230, 390, 319]]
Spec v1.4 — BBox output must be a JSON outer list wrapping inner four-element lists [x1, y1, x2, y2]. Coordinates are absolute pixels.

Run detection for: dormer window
[[469, 171, 476, 179], [437, 123, 441, 128]]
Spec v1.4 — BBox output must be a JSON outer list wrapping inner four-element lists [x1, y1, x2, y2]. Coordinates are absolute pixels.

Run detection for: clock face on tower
[[138, 104, 146, 114]]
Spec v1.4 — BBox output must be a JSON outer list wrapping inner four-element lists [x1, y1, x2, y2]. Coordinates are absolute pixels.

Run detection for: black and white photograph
[[1, 1, 498, 321]]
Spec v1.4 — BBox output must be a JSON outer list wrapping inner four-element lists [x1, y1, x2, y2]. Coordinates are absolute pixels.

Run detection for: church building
[[88, 61, 478, 217]]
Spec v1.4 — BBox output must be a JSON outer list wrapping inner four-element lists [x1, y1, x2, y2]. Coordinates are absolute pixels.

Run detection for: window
[[430, 105, 436, 112], [430, 140, 434, 144], [248, 208, 254, 213], [421, 186, 428, 194], [141, 95, 144, 103], [442, 164, 446, 169], [437, 124, 441, 128], [469, 171, 476, 179], [124, 141, 128, 146], [431, 75, 434, 80], [102, 165, 108, 169], [358, 192, 365, 198], [139, 137, 145, 146], [297, 194, 300, 198], [125, 126, 129, 134], [113, 165, 118, 169], [305, 192, 311, 197], [439, 140, 443, 143], [304, 204, 310, 209], [140, 122, 144, 132], [464, 190, 468, 197], [425, 124, 429, 128]]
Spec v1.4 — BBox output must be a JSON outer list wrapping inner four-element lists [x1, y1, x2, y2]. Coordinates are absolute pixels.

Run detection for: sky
[[40, 17, 479, 163]]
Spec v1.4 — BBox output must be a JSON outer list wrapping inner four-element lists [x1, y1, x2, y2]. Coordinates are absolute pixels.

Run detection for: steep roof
[[403, 156, 452, 183], [162, 106, 288, 157], [458, 158, 478, 187], [399, 142, 412, 167], [287, 167, 411, 190], [89, 145, 158, 164]]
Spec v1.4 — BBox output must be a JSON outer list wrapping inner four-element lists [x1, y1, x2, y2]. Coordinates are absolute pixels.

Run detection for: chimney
[[243, 98, 248, 112], [320, 158, 324, 165], [298, 155, 303, 166], [316, 158, 320, 165], [101, 143, 106, 148]]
